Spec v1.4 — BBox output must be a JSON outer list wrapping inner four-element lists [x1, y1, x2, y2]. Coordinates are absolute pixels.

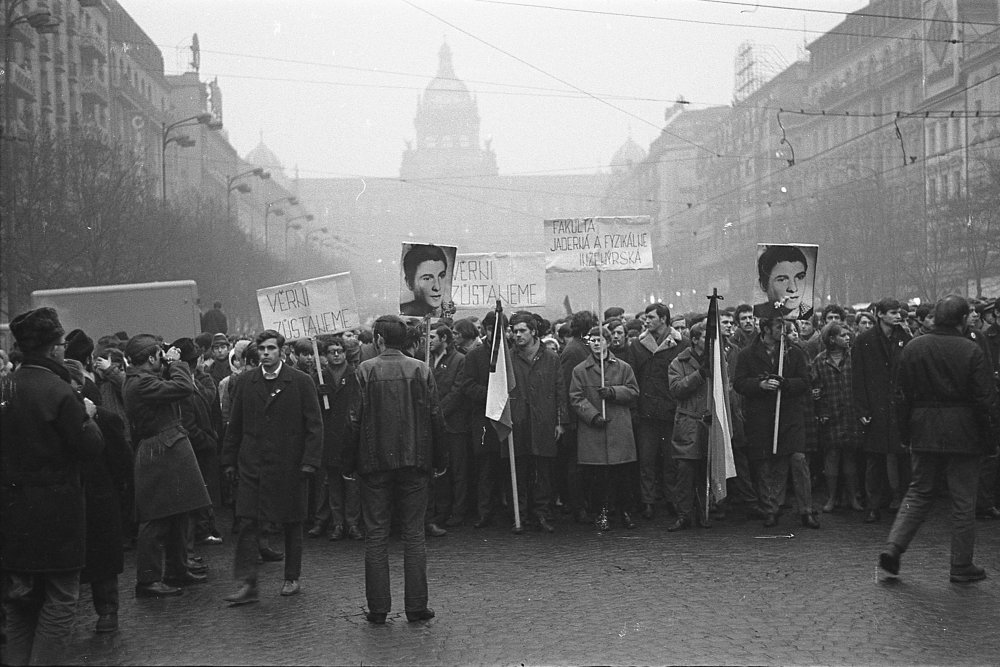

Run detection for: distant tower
[[400, 42, 498, 179]]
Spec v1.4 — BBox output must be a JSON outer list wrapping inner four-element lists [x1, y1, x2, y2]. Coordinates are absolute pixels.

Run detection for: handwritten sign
[[257, 273, 360, 338], [544, 216, 653, 272], [452, 252, 546, 310]]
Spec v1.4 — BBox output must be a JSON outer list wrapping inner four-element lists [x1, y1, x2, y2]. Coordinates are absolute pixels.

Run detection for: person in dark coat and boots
[[123, 335, 212, 599], [343, 315, 448, 624], [558, 311, 598, 524], [734, 312, 819, 529], [222, 329, 323, 605], [852, 297, 911, 523], [879, 295, 1000, 583], [1, 308, 104, 665], [65, 359, 132, 634]]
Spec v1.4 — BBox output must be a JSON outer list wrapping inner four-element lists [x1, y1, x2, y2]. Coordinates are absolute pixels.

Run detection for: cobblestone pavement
[[64, 503, 999, 666]]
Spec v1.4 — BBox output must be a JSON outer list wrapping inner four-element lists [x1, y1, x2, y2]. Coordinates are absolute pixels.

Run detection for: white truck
[[31, 280, 202, 341]]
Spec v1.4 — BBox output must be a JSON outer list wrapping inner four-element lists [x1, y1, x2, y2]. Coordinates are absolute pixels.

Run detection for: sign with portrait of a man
[[752, 243, 818, 321], [399, 242, 458, 318]]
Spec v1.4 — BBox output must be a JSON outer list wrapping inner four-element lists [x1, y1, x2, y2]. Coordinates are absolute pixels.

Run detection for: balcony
[[79, 29, 108, 62], [113, 74, 146, 111], [0, 62, 37, 101], [80, 74, 108, 104]]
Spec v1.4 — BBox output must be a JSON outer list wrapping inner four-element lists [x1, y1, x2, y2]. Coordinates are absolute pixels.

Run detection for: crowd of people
[[1, 293, 998, 663]]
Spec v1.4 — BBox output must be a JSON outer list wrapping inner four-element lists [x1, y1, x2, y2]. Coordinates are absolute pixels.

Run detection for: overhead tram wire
[[693, 0, 1000, 30], [400, 0, 722, 157], [471, 0, 1000, 46]]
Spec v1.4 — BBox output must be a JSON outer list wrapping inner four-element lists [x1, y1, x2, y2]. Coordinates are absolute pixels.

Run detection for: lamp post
[[161, 112, 222, 201], [263, 195, 298, 250], [283, 214, 315, 260], [225, 167, 270, 225]]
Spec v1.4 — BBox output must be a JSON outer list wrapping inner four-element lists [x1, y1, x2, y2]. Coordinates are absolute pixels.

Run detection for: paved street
[[65, 503, 999, 666]]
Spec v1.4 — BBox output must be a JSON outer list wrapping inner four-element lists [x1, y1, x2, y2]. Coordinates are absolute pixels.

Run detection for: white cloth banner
[[451, 252, 547, 310], [544, 216, 653, 272], [257, 272, 360, 338]]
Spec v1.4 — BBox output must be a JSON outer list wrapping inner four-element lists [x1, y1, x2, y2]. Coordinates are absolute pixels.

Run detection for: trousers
[[1, 570, 80, 666], [755, 452, 813, 516], [233, 520, 303, 582], [136, 513, 188, 584], [635, 415, 677, 505]]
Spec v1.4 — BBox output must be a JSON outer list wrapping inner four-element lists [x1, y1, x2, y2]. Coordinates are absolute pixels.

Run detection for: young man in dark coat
[[879, 295, 1000, 582], [852, 297, 912, 523], [1, 307, 104, 665], [222, 329, 323, 604]]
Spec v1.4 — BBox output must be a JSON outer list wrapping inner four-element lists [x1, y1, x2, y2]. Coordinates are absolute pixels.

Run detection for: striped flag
[[706, 291, 736, 501], [485, 301, 515, 441]]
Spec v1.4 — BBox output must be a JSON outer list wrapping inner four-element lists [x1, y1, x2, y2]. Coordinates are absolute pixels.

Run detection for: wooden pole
[[508, 430, 521, 532], [311, 337, 330, 410], [771, 327, 786, 455]]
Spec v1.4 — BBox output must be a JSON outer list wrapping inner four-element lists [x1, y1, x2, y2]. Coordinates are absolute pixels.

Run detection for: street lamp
[[225, 167, 270, 224], [264, 196, 298, 250], [161, 112, 222, 201], [283, 214, 315, 260]]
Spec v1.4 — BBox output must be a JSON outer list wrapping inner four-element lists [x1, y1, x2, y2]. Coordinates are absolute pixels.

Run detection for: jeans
[[635, 415, 676, 505], [360, 467, 430, 614], [1, 570, 80, 666], [233, 520, 304, 582], [755, 452, 813, 516], [887, 451, 980, 567], [136, 514, 188, 584]]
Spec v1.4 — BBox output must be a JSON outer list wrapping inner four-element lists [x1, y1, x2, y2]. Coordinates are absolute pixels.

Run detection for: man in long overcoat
[[123, 335, 211, 598], [852, 297, 911, 523], [222, 329, 323, 604], [879, 295, 1000, 582]]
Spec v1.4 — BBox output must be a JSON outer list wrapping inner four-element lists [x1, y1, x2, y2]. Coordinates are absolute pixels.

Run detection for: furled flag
[[485, 300, 515, 441], [706, 289, 736, 502]]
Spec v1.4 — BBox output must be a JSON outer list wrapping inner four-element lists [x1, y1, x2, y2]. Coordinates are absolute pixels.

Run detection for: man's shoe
[[667, 517, 691, 532], [328, 524, 345, 541], [425, 523, 447, 537], [801, 513, 821, 529], [95, 613, 118, 633], [864, 510, 880, 524], [259, 546, 284, 562], [406, 608, 435, 622], [878, 548, 901, 577], [224, 582, 259, 606], [444, 515, 465, 528], [976, 506, 1000, 520], [307, 524, 325, 538], [347, 525, 364, 541], [280, 579, 300, 596], [641, 503, 654, 520], [164, 570, 208, 586], [950, 564, 987, 583], [621, 512, 637, 530], [366, 611, 387, 624], [135, 582, 182, 598], [186, 560, 207, 573], [196, 535, 223, 545], [763, 514, 779, 528], [472, 515, 492, 529]]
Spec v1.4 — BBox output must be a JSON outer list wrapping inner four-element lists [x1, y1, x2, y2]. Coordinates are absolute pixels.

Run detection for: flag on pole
[[706, 290, 736, 502], [485, 300, 515, 441]]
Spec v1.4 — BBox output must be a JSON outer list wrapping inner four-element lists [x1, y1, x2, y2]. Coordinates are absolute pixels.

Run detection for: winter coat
[[222, 363, 324, 523], [810, 349, 859, 451], [559, 338, 591, 432], [851, 324, 911, 454], [667, 348, 710, 460], [1, 359, 104, 572], [313, 364, 357, 469], [82, 407, 131, 582], [345, 348, 447, 475], [569, 353, 638, 465], [510, 343, 567, 457], [733, 335, 809, 459], [124, 362, 211, 522], [896, 328, 1000, 455], [433, 347, 472, 434], [629, 328, 689, 420], [178, 367, 221, 507]]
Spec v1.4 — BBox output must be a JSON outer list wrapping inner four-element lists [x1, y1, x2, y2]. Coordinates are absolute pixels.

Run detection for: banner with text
[[451, 252, 546, 311], [544, 216, 653, 272], [257, 272, 360, 339]]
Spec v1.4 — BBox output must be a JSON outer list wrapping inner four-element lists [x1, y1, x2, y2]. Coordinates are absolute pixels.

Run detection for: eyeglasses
[[53, 341, 67, 348]]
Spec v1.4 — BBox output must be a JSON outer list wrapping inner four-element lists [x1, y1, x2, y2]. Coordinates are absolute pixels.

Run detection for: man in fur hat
[[2, 307, 104, 665]]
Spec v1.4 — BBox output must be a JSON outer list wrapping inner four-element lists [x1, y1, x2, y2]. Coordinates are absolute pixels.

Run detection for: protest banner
[[257, 272, 360, 339], [544, 216, 653, 272], [451, 252, 546, 311], [399, 243, 458, 317]]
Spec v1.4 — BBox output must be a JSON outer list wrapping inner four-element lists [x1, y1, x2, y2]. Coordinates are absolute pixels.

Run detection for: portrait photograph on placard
[[399, 242, 458, 317], [752, 243, 818, 321]]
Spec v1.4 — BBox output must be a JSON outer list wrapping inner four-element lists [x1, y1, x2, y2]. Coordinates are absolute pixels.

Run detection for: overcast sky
[[120, 0, 866, 178]]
